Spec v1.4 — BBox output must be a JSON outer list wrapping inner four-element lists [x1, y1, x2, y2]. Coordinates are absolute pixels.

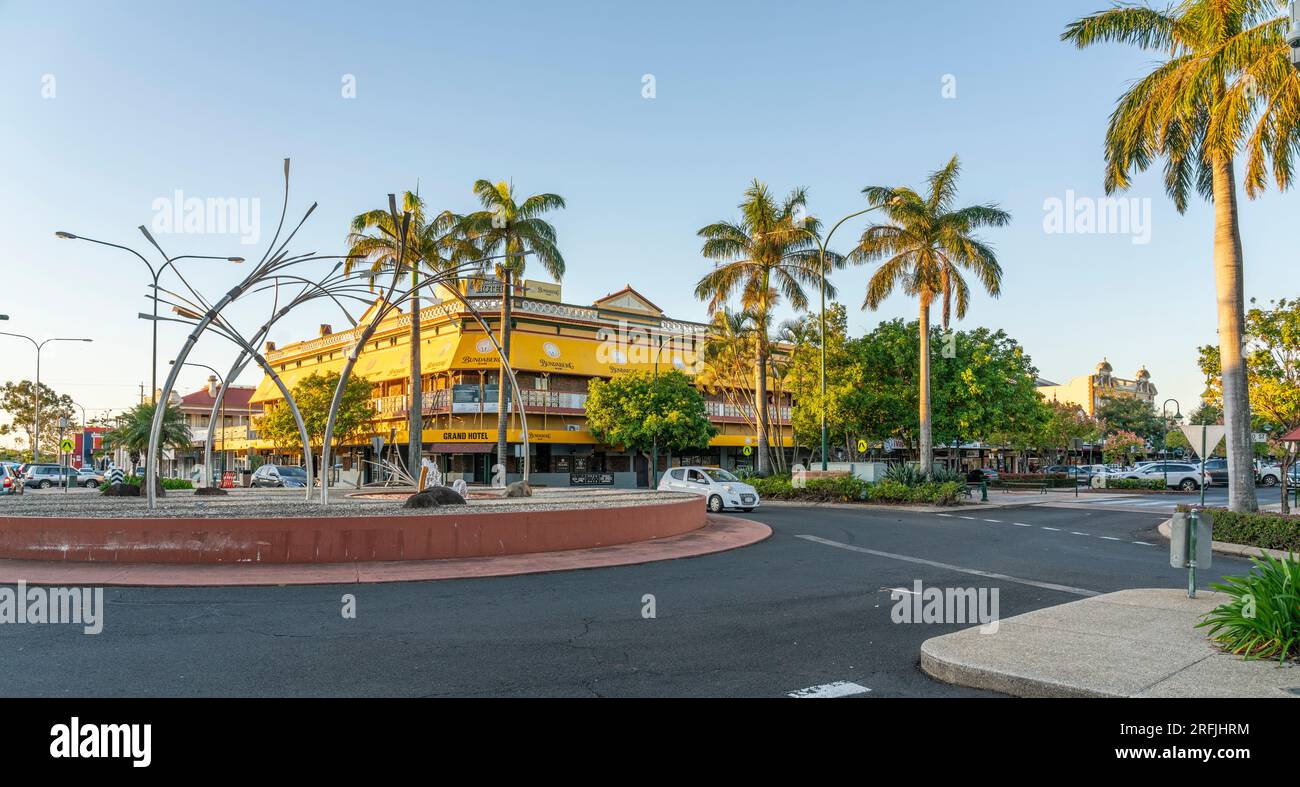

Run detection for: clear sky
[[1, 0, 1295, 439]]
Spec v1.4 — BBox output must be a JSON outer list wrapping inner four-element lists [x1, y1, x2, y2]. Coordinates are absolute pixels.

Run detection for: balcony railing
[[364, 391, 789, 423], [705, 401, 791, 423]]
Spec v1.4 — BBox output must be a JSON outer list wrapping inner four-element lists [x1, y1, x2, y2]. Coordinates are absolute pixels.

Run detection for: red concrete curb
[[0, 515, 771, 587]]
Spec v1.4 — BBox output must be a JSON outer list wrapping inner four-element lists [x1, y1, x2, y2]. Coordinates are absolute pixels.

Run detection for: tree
[[1244, 297, 1300, 512], [346, 191, 478, 477], [102, 403, 192, 474], [695, 180, 824, 477], [460, 181, 566, 471], [1103, 429, 1146, 466], [0, 380, 76, 460], [1095, 396, 1164, 445], [257, 371, 373, 458], [1062, 2, 1300, 513], [1032, 400, 1096, 468], [852, 156, 1011, 476], [585, 371, 716, 477]]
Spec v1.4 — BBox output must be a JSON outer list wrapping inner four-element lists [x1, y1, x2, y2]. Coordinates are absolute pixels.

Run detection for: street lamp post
[[1162, 398, 1181, 491], [56, 230, 243, 405], [0, 331, 93, 462]]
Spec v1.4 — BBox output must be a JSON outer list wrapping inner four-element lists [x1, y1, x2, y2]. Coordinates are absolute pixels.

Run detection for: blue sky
[[1, 0, 1296, 433]]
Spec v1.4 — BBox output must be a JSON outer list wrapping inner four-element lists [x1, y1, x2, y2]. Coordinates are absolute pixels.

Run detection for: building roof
[[1283, 425, 1300, 442], [178, 385, 260, 413]]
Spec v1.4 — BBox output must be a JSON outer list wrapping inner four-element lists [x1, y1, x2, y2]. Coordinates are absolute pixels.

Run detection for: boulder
[[403, 488, 451, 509], [101, 483, 141, 497], [418, 485, 466, 505], [194, 486, 228, 496], [505, 480, 532, 498]]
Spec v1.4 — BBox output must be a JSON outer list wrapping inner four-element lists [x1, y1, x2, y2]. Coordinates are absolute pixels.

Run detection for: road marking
[[1012, 522, 1032, 527], [936, 513, 954, 518], [1099, 536, 1121, 541], [1132, 541, 1155, 546], [958, 516, 977, 520], [795, 534, 1100, 597], [883, 586, 920, 595], [1071, 531, 1090, 536], [1041, 527, 1061, 531], [982, 519, 1002, 523], [788, 681, 872, 699]]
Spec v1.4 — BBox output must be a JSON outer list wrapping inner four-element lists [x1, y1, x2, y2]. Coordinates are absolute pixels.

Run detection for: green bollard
[[980, 479, 988, 502]]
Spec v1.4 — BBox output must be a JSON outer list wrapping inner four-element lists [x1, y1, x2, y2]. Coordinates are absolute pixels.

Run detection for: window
[[670, 469, 685, 481]]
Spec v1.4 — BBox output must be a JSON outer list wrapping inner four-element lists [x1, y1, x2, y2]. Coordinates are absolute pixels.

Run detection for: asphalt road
[[0, 502, 1261, 698]]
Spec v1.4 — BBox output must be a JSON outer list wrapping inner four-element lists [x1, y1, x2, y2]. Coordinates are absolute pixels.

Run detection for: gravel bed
[[0, 487, 694, 519]]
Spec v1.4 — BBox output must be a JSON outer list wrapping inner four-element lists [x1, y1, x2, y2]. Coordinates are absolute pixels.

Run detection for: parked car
[[76, 467, 105, 488], [1, 464, 24, 496], [658, 466, 760, 513], [1256, 463, 1283, 487], [1116, 463, 1205, 491], [250, 464, 309, 488], [22, 464, 79, 489]]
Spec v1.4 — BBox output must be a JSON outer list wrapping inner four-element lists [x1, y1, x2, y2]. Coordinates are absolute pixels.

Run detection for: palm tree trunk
[[495, 277, 512, 480], [918, 295, 934, 477], [755, 338, 770, 477], [1211, 156, 1259, 514], [408, 267, 423, 479], [941, 271, 952, 332]]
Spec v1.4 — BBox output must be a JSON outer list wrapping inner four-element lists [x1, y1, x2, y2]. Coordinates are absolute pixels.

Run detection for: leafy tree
[[853, 156, 1011, 475], [257, 371, 373, 457], [1063, 2, 1300, 513], [586, 371, 716, 470], [0, 380, 76, 460], [1243, 298, 1300, 512], [695, 180, 824, 477], [1095, 396, 1164, 445], [102, 403, 192, 467], [1030, 399, 1096, 467], [460, 180, 566, 470], [346, 191, 479, 476], [1103, 429, 1146, 466]]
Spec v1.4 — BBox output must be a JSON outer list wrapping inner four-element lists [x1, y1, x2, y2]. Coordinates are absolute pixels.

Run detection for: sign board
[[742, 446, 753, 456], [60, 438, 74, 453], [569, 472, 614, 487], [220, 471, 237, 489], [856, 439, 868, 453], [1169, 511, 1212, 569], [371, 436, 385, 455], [1180, 425, 1226, 458]]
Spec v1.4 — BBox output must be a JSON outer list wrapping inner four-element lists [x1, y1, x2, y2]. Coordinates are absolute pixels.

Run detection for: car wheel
[[1261, 475, 1278, 487], [707, 495, 724, 513], [85, 479, 97, 488], [39, 480, 51, 489], [1179, 478, 1199, 492]]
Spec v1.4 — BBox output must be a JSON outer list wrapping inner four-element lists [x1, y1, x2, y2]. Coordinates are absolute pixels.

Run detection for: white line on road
[[794, 534, 1100, 597], [788, 681, 872, 699], [982, 519, 1002, 523], [937, 513, 954, 518], [958, 516, 977, 520], [1100, 536, 1121, 541], [1012, 522, 1032, 527], [1132, 541, 1155, 546], [1071, 531, 1090, 536], [1041, 527, 1061, 531]]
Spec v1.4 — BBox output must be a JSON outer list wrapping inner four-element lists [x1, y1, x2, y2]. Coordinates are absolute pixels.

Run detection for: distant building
[[1036, 359, 1158, 417], [175, 378, 261, 479]]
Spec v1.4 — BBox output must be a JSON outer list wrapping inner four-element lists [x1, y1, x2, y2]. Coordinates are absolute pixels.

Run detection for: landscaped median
[[749, 474, 967, 506], [1171, 505, 1300, 553]]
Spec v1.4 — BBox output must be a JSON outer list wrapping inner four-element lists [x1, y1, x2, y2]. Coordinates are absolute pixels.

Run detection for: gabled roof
[[593, 285, 663, 316], [1283, 425, 1300, 442], [178, 385, 261, 412]]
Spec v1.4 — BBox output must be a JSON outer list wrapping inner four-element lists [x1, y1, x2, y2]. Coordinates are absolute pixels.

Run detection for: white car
[[1114, 462, 1206, 491], [658, 466, 760, 513]]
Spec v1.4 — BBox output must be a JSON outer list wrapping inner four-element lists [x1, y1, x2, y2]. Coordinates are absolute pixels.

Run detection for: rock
[[402, 489, 440, 509], [101, 483, 141, 497], [194, 486, 228, 496], [505, 480, 532, 498], [408, 485, 467, 506]]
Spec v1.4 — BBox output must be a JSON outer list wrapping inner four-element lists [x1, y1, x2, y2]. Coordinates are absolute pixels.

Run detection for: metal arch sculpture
[[318, 251, 535, 504]]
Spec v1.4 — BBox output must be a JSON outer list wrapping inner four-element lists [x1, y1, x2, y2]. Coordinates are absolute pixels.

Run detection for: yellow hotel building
[[245, 278, 791, 487]]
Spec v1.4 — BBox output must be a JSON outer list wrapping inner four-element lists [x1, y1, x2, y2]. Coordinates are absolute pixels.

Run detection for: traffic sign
[[1180, 425, 1226, 458], [60, 438, 74, 453], [742, 446, 753, 456], [856, 439, 868, 453]]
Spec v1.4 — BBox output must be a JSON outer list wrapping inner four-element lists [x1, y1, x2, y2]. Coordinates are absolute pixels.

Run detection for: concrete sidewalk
[[921, 589, 1299, 698]]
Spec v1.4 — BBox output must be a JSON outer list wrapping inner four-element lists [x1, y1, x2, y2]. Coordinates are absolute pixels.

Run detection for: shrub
[[747, 473, 961, 505], [996, 473, 1075, 489], [885, 463, 928, 486], [99, 476, 193, 491], [1197, 552, 1300, 663], [1175, 506, 1300, 552], [1102, 477, 1168, 491]]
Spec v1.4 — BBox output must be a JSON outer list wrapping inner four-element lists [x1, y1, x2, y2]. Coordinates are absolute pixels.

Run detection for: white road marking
[[788, 681, 872, 699], [936, 513, 954, 518], [883, 586, 920, 595], [1041, 527, 1061, 531], [795, 534, 1100, 597], [1012, 522, 1032, 527], [1071, 531, 1090, 536], [958, 516, 977, 520], [1132, 541, 1155, 546], [982, 519, 1002, 523], [1099, 536, 1122, 541]]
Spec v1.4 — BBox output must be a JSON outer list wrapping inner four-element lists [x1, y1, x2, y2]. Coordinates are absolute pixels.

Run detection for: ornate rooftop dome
[[1096, 358, 1113, 374]]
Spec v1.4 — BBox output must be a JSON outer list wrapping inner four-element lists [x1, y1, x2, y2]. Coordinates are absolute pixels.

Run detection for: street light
[[56, 229, 243, 405], [1162, 398, 1181, 491], [170, 360, 226, 486], [0, 331, 93, 463], [1288, 0, 1299, 70]]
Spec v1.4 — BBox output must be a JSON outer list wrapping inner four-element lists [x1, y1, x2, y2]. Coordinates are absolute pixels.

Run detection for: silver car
[[658, 466, 760, 513]]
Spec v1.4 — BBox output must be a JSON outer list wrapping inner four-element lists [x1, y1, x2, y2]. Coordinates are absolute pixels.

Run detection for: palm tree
[[695, 181, 825, 477], [460, 181, 566, 470], [1062, 1, 1300, 513], [102, 402, 192, 476], [852, 156, 1010, 476], [346, 191, 477, 477]]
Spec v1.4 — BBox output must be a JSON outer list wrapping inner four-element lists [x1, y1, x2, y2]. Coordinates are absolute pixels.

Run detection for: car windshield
[[277, 466, 307, 478], [702, 468, 738, 482]]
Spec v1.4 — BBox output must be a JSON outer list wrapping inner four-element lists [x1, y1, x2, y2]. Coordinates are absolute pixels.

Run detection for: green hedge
[[1176, 506, 1300, 552], [748, 475, 965, 506], [1102, 478, 1168, 491], [98, 476, 194, 491], [996, 473, 1075, 489]]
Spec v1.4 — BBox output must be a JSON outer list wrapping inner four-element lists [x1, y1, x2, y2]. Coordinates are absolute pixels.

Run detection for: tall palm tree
[[695, 181, 825, 477], [346, 191, 477, 476], [852, 156, 1010, 477], [460, 181, 566, 471], [1063, 2, 1300, 514]]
